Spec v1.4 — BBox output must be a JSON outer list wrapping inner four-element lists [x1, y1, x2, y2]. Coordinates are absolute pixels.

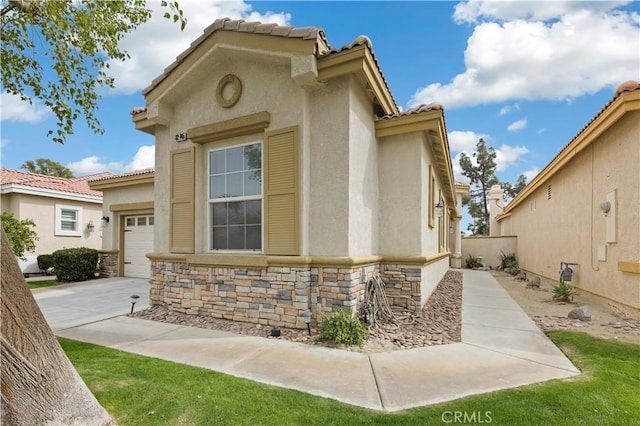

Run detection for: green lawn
[[28, 279, 60, 289], [61, 331, 640, 425]]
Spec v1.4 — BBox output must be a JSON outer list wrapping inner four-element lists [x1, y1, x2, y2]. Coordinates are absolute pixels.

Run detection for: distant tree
[[0, 211, 39, 260], [502, 174, 528, 203], [20, 158, 74, 178], [459, 139, 499, 236]]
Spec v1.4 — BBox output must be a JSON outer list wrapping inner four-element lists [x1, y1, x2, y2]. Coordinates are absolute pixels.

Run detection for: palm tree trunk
[[1, 228, 114, 425]]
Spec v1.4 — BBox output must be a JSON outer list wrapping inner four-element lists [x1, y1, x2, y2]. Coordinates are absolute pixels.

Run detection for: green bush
[[500, 251, 518, 270], [465, 254, 482, 269], [51, 247, 99, 282], [552, 280, 577, 302], [37, 254, 55, 271], [318, 310, 368, 347]]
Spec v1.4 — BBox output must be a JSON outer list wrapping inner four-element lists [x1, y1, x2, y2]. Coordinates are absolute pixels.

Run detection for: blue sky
[[1, 1, 639, 230]]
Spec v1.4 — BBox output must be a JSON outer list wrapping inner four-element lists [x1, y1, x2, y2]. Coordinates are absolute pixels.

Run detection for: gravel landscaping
[[131, 270, 462, 353]]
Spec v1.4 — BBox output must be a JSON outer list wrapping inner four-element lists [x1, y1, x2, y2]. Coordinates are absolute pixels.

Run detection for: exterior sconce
[[86, 220, 95, 232], [435, 202, 444, 218], [302, 309, 312, 336], [101, 216, 110, 224], [599, 201, 611, 214]]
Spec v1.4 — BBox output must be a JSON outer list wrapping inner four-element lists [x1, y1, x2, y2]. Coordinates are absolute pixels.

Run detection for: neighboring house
[[495, 81, 640, 310], [0, 168, 107, 273], [88, 169, 155, 278], [131, 18, 462, 329]]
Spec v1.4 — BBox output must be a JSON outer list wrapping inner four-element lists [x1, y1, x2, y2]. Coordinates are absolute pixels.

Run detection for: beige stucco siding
[[509, 110, 640, 308], [3, 193, 102, 255], [347, 77, 379, 257], [378, 133, 423, 255], [308, 76, 350, 256], [100, 182, 154, 251]]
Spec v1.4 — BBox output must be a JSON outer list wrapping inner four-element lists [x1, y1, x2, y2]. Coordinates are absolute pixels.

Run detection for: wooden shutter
[[170, 147, 195, 253], [264, 126, 300, 255]]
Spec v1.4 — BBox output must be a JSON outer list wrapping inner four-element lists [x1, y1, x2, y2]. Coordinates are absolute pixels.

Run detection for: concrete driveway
[[33, 277, 150, 331]]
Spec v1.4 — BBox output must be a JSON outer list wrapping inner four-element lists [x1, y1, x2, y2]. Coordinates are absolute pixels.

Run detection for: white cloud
[[498, 103, 520, 116], [67, 145, 155, 175], [107, 0, 291, 94], [0, 93, 50, 123], [453, 0, 630, 23], [67, 157, 124, 175], [410, 4, 639, 108], [495, 144, 529, 172], [537, 128, 547, 134], [0, 138, 8, 148], [125, 145, 155, 171], [447, 130, 488, 153], [507, 118, 527, 132], [523, 166, 540, 182]]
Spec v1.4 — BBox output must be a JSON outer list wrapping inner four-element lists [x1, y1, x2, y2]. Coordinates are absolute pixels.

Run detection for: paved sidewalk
[[36, 270, 579, 412]]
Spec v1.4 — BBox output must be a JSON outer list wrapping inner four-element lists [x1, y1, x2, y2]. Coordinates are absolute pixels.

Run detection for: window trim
[[207, 141, 264, 252], [55, 204, 83, 236]]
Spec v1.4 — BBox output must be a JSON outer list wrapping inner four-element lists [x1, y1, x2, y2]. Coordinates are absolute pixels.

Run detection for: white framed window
[[55, 204, 83, 236], [208, 142, 262, 251]]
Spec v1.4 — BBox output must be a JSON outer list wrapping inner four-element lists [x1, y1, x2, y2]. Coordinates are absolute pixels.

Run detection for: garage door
[[124, 215, 154, 278]]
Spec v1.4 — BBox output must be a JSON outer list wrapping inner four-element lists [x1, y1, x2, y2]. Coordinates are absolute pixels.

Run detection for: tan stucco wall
[[100, 182, 154, 251], [1, 192, 102, 271], [461, 236, 518, 269], [347, 77, 379, 257], [378, 133, 423, 255], [507, 110, 640, 309]]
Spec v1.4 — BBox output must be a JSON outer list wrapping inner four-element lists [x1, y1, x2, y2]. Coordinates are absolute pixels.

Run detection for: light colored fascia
[[0, 184, 102, 204], [132, 111, 155, 135], [89, 173, 154, 191], [504, 90, 640, 214]]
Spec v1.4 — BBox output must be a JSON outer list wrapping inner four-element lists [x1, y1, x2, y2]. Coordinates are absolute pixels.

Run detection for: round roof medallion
[[216, 74, 242, 108]]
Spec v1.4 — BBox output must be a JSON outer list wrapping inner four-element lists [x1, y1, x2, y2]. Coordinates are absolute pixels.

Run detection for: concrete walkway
[[35, 270, 579, 412]]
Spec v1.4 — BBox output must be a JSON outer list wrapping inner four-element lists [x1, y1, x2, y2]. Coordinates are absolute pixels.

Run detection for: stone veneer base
[[150, 260, 426, 329]]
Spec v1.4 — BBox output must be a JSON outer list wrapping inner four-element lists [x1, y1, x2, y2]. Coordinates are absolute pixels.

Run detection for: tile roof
[[88, 168, 154, 182], [553, 80, 640, 166], [378, 102, 444, 120], [136, 18, 399, 113], [0, 168, 108, 197], [142, 18, 329, 97]]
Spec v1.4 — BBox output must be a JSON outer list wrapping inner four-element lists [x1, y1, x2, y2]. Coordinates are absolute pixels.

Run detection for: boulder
[[568, 306, 591, 322], [526, 276, 541, 288]]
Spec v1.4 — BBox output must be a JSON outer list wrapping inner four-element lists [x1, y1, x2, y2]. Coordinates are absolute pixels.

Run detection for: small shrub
[[465, 254, 482, 269], [37, 254, 55, 272], [500, 251, 518, 270], [52, 247, 99, 282], [318, 310, 368, 347], [552, 280, 577, 302], [507, 266, 521, 276]]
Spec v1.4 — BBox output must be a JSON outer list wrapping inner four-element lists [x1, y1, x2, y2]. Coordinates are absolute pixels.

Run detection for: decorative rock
[[515, 271, 527, 281], [568, 305, 591, 322], [526, 276, 541, 288]]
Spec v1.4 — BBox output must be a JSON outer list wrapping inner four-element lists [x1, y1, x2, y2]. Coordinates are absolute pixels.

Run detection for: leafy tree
[[1, 0, 187, 144], [459, 138, 499, 235], [502, 173, 528, 203], [21, 158, 74, 177], [0, 211, 39, 260], [1, 1, 186, 424]]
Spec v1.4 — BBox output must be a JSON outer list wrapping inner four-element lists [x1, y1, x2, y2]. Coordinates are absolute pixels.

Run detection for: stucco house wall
[[497, 82, 640, 309], [89, 170, 155, 277], [461, 236, 518, 270], [132, 19, 459, 328], [1, 170, 104, 273]]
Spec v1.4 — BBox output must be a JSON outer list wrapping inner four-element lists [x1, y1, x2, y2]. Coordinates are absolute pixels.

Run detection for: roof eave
[[504, 88, 640, 214], [317, 44, 398, 116]]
